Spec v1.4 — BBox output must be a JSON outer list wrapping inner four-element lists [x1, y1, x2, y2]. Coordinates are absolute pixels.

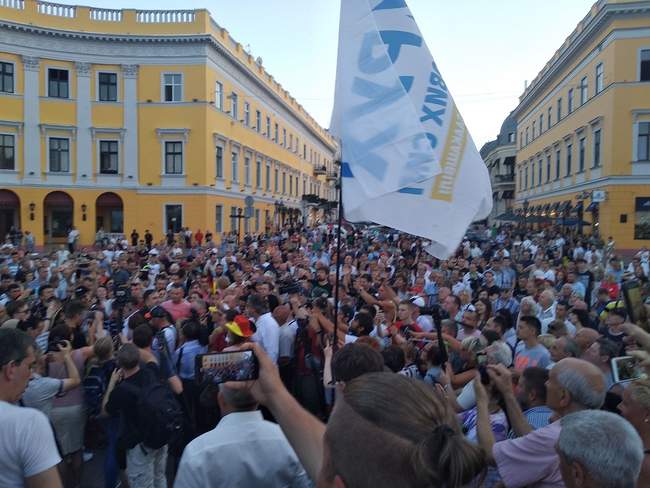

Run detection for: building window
[[531, 162, 535, 187], [555, 149, 561, 180], [538, 159, 542, 185], [274, 168, 279, 193], [244, 211, 250, 234], [639, 122, 650, 161], [244, 156, 251, 185], [557, 98, 562, 121], [265, 209, 270, 229], [0, 134, 15, 170], [580, 76, 588, 105], [164, 141, 183, 174], [244, 102, 250, 127], [99, 140, 118, 174], [98, 73, 117, 102], [255, 208, 260, 232], [289, 174, 293, 195], [0, 62, 14, 94], [231, 151, 239, 182], [163, 73, 182, 102], [566, 144, 572, 176], [230, 93, 238, 119], [266, 162, 271, 190], [49, 138, 70, 172], [282, 128, 287, 147], [165, 204, 182, 233], [255, 110, 261, 132], [256, 159, 262, 188], [48, 69, 69, 98], [508, 132, 515, 143], [593, 129, 601, 168], [216, 146, 223, 178], [568, 88, 574, 113], [539, 114, 543, 134], [274, 123, 279, 143], [303, 144, 307, 159], [303, 179, 306, 195], [289, 133, 293, 150], [596, 63, 604, 93], [215, 205, 223, 233], [640, 50, 650, 81], [525, 128, 529, 145], [546, 155, 551, 182], [524, 166, 528, 189], [635, 198, 650, 239], [215, 81, 223, 110], [266, 116, 271, 138], [578, 137, 586, 172], [547, 107, 552, 129], [532, 122, 536, 139], [230, 206, 239, 233]]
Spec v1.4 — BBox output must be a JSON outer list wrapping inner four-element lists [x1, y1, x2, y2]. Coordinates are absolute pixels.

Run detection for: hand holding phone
[[611, 355, 646, 383]]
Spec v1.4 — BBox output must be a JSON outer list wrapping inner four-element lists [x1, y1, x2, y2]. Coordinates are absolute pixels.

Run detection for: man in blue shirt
[[511, 366, 552, 438]]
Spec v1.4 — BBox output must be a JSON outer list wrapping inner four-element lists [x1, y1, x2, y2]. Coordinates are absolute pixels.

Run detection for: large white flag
[[329, 0, 492, 258]]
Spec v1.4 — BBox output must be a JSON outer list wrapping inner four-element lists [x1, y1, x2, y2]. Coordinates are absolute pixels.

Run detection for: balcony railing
[[37, 1, 75, 17], [136, 9, 196, 23], [313, 165, 327, 176], [494, 174, 514, 183], [90, 7, 122, 22], [0, 0, 24, 10], [326, 171, 338, 181]]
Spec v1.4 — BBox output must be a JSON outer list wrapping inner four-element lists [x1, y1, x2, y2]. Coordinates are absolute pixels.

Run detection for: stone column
[[22, 56, 41, 183], [75, 62, 92, 182], [122, 64, 139, 186]]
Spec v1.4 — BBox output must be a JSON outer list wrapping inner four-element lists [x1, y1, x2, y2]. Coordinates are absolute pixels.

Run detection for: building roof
[[480, 111, 516, 159]]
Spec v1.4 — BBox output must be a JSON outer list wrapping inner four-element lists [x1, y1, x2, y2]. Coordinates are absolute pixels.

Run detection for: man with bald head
[[476, 358, 606, 488], [574, 328, 600, 355]]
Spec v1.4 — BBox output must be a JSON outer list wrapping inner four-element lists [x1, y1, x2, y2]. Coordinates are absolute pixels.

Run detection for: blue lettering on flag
[[378, 30, 422, 63], [342, 125, 398, 180], [349, 77, 410, 119], [373, 0, 407, 11], [398, 187, 424, 195]]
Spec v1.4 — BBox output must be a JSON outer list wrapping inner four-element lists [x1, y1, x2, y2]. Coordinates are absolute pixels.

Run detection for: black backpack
[[125, 378, 184, 450], [83, 360, 115, 417]]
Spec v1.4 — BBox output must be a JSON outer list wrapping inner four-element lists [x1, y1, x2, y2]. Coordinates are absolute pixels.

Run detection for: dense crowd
[[1, 223, 650, 488]]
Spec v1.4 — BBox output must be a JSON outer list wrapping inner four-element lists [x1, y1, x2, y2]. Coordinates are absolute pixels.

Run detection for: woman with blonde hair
[[618, 379, 650, 487]]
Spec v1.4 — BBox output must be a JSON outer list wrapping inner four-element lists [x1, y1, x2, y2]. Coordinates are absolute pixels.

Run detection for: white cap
[[148, 249, 159, 256], [533, 270, 545, 280], [410, 296, 426, 308]]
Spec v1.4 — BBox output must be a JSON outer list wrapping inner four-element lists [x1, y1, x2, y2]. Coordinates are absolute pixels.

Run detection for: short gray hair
[[219, 384, 258, 410], [557, 410, 643, 488], [556, 367, 606, 409]]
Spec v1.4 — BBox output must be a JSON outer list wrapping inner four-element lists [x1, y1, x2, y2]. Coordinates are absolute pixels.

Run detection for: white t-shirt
[[0, 401, 61, 487], [278, 320, 298, 360]]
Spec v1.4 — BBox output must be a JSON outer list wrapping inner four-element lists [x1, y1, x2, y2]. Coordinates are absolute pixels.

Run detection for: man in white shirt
[[248, 293, 280, 363], [175, 385, 311, 488], [0, 329, 62, 488]]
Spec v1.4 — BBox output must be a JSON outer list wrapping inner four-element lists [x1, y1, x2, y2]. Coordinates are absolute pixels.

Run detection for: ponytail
[[412, 424, 486, 487]]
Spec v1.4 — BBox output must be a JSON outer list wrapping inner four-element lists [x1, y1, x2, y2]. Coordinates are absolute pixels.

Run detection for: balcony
[[326, 171, 338, 181], [313, 165, 327, 176], [492, 173, 515, 190]]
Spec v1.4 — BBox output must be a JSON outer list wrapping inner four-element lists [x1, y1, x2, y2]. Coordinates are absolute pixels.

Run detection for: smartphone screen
[[611, 356, 644, 383], [195, 351, 259, 385], [623, 280, 643, 324]]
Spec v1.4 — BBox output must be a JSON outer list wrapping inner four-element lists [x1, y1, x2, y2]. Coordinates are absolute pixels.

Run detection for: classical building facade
[[513, 0, 650, 250], [0, 1, 337, 246], [480, 113, 516, 225]]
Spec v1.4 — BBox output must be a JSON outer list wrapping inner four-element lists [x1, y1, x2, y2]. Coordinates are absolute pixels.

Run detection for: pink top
[[162, 299, 192, 323], [50, 349, 85, 408], [493, 420, 563, 488]]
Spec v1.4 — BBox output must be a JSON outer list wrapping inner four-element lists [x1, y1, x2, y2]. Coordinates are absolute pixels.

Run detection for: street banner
[[330, 0, 493, 258]]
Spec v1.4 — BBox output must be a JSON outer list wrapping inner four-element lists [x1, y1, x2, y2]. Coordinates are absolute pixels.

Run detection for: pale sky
[[57, 0, 596, 147]]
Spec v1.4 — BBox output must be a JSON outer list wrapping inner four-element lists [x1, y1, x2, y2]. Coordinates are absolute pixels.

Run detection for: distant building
[[480, 113, 516, 225], [0, 2, 336, 246], [512, 0, 650, 250]]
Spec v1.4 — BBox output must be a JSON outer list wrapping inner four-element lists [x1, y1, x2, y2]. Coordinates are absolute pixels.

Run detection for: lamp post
[[229, 207, 247, 244]]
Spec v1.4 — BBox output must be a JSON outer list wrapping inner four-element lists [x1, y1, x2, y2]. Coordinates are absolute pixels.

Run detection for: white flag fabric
[[329, 0, 492, 258]]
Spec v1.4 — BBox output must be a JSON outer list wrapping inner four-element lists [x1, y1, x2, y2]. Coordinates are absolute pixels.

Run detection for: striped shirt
[[507, 405, 553, 438]]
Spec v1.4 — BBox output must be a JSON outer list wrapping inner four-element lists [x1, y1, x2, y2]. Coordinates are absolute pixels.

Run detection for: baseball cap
[[410, 296, 426, 308], [533, 270, 545, 281], [148, 249, 159, 256], [225, 315, 255, 338]]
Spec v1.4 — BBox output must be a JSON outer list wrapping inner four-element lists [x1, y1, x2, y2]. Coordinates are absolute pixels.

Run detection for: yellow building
[[513, 0, 650, 251], [0, 1, 337, 246]]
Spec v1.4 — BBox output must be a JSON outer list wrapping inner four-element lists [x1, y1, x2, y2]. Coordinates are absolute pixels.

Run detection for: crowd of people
[[2, 222, 650, 487]]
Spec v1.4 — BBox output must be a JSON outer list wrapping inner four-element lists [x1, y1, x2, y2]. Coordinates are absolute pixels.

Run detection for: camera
[[278, 279, 302, 296], [113, 284, 131, 308]]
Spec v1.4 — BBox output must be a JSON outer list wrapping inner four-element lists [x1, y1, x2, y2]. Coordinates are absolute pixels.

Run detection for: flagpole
[[332, 156, 343, 356]]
